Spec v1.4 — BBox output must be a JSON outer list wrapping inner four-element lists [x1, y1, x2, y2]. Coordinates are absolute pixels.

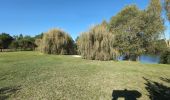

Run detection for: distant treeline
[[0, 33, 43, 52]]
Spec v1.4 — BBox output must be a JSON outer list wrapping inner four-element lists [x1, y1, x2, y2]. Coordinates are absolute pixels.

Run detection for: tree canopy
[[0, 33, 13, 50], [40, 29, 75, 55], [165, 0, 170, 21], [77, 22, 116, 61], [108, 0, 164, 60]]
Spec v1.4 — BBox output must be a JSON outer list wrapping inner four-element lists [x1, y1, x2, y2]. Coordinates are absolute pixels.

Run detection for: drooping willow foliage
[[77, 22, 117, 61], [39, 29, 75, 55]]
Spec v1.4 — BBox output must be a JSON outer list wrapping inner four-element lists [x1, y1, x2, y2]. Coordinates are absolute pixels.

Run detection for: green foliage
[[160, 50, 170, 64], [34, 33, 44, 39], [78, 2, 164, 61], [0, 33, 13, 49], [109, 5, 144, 60], [147, 39, 168, 55], [142, 0, 165, 54], [109, 0, 164, 60], [10, 40, 19, 49], [10, 34, 37, 51], [10, 39, 36, 51], [18, 39, 36, 50], [77, 22, 116, 61], [164, 0, 170, 21], [109, 5, 140, 31], [144, 0, 164, 39], [41, 29, 75, 55], [18, 34, 24, 40]]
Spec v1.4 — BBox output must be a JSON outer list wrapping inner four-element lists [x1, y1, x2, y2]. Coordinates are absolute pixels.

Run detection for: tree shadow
[[112, 89, 142, 100], [143, 77, 170, 100], [160, 77, 170, 83], [0, 86, 21, 100]]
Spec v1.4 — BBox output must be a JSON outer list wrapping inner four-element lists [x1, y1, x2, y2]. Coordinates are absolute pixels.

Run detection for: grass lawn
[[0, 51, 170, 100]]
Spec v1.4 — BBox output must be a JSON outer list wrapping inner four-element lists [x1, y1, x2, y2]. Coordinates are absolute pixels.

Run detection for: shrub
[[77, 22, 117, 61], [160, 50, 170, 64], [41, 29, 75, 55]]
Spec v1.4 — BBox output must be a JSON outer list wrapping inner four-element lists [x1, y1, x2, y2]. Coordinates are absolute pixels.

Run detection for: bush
[[41, 29, 75, 55], [77, 22, 117, 61], [160, 50, 170, 64]]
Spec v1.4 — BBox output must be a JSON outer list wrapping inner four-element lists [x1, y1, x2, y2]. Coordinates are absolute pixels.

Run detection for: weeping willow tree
[[41, 29, 75, 55], [77, 22, 117, 61]]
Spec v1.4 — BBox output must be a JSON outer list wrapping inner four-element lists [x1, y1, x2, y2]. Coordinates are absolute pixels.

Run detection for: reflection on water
[[139, 55, 160, 64], [118, 55, 160, 64]]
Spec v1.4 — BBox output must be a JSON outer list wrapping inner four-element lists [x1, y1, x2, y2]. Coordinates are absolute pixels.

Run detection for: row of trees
[[77, 0, 169, 61], [0, 0, 169, 63], [0, 33, 38, 52]]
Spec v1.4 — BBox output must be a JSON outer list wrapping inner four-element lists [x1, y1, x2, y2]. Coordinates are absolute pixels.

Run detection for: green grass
[[0, 51, 170, 100]]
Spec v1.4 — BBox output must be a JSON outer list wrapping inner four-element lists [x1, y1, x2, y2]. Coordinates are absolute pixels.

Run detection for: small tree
[[41, 29, 75, 55]]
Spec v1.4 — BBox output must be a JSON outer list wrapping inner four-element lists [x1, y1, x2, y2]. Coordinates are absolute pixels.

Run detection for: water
[[118, 55, 160, 64], [139, 55, 160, 64]]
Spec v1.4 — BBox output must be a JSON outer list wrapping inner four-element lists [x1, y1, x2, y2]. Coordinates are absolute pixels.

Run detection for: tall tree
[[109, 0, 164, 60], [109, 5, 144, 60]]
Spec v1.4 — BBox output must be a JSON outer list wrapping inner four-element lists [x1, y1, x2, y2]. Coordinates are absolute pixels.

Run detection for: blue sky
[[0, 0, 169, 40]]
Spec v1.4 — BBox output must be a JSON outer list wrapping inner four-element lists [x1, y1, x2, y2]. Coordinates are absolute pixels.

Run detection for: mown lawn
[[0, 51, 170, 100]]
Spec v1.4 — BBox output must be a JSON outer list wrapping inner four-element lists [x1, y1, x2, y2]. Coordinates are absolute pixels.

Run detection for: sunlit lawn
[[0, 51, 170, 100]]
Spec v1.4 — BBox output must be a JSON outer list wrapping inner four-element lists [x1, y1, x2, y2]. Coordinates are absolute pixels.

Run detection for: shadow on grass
[[160, 77, 170, 83], [143, 77, 170, 100], [112, 89, 141, 100], [0, 86, 21, 100]]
